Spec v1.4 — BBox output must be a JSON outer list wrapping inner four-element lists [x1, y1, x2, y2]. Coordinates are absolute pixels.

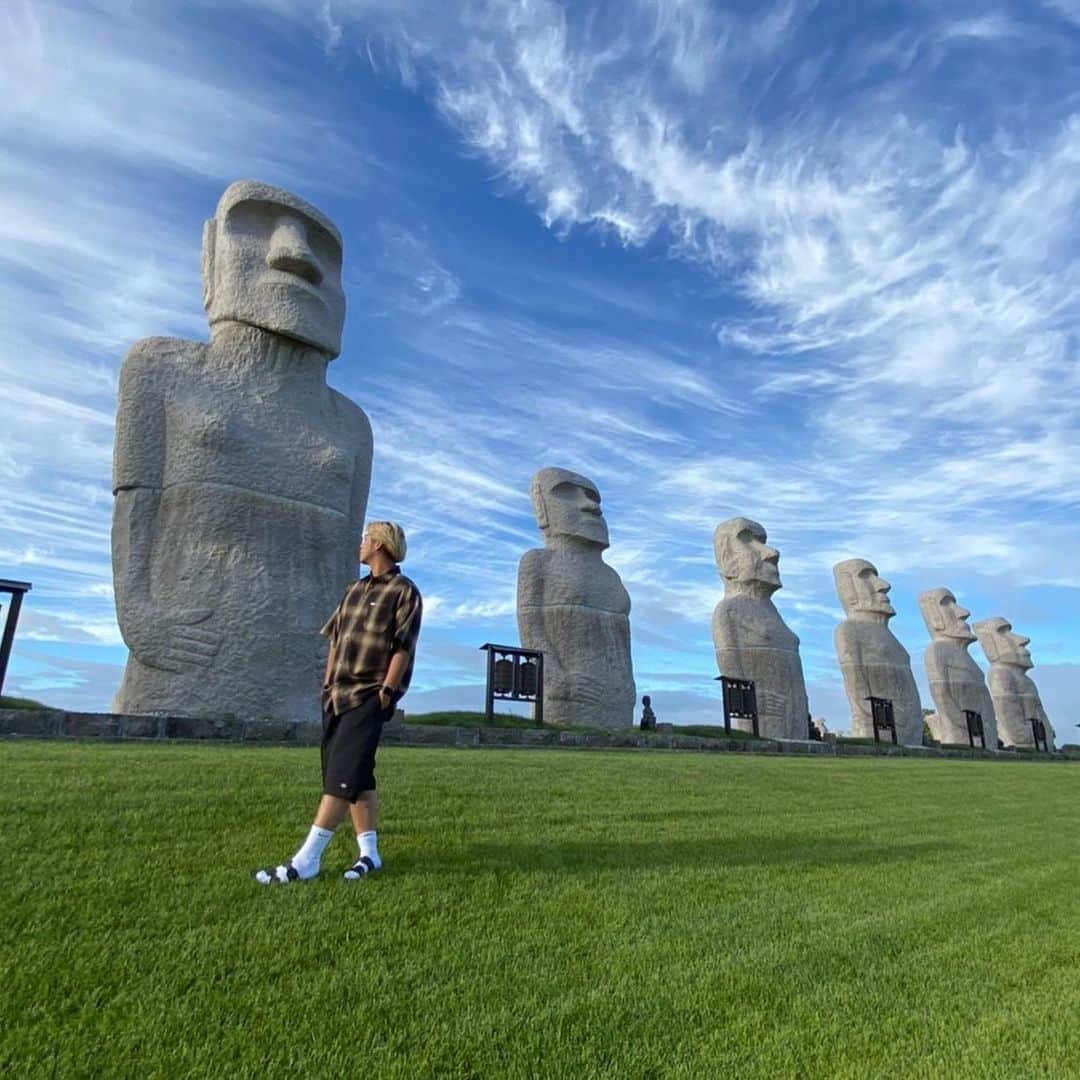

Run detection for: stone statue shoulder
[[926, 638, 978, 682], [116, 335, 204, 405], [324, 383, 374, 448], [517, 547, 627, 613], [517, 547, 548, 610], [114, 337, 206, 492], [834, 618, 858, 653], [988, 663, 1030, 695], [837, 618, 908, 665], [119, 336, 203, 385], [924, 638, 949, 674], [714, 593, 795, 650]]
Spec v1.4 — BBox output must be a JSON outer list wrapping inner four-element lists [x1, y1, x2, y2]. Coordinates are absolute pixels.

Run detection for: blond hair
[[366, 521, 407, 562]]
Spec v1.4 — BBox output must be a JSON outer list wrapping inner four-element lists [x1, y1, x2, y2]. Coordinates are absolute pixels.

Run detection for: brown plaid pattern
[[320, 567, 423, 715]]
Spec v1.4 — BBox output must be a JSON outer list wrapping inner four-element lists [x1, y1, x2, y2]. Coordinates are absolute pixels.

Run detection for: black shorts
[[321, 691, 393, 801]]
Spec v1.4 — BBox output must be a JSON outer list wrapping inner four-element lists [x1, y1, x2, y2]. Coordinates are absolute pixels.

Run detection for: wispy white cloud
[[1043, 0, 1080, 24], [938, 15, 1029, 42], [1, 1, 365, 187], [3, 0, 1077, 729]]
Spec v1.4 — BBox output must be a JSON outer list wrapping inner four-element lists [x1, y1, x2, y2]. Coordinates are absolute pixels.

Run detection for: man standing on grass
[[254, 521, 422, 884]]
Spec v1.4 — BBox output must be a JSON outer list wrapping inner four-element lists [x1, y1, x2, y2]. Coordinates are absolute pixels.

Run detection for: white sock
[[291, 825, 334, 876], [357, 830, 381, 869], [254, 825, 333, 885]]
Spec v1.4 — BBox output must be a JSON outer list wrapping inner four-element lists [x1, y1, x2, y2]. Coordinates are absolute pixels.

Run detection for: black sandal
[[253, 861, 300, 885], [343, 856, 377, 880]]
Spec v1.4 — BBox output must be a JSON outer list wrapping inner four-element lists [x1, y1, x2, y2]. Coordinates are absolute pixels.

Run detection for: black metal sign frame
[[717, 676, 758, 738], [0, 579, 32, 699], [479, 643, 544, 726], [866, 696, 898, 745], [964, 710, 986, 750], [1028, 718, 1049, 753]]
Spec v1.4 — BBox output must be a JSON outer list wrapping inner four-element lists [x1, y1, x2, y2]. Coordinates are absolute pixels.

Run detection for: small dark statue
[[640, 694, 657, 732]]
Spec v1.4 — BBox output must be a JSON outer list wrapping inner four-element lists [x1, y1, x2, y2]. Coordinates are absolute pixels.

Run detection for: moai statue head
[[833, 558, 895, 623], [201, 179, 346, 357], [918, 587, 976, 645], [530, 467, 609, 549], [974, 617, 1033, 669], [713, 517, 781, 598]]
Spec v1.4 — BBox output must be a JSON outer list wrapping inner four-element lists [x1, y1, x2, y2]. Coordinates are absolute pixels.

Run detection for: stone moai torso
[[920, 588, 997, 747], [111, 180, 373, 721], [517, 468, 635, 728], [711, 517, 809, 741], [974, 617, 1055, 749], [833, 559, 923, 745]]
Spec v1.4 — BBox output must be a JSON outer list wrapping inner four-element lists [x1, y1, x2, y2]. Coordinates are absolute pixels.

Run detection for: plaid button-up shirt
[[320, 566, 423, 716]]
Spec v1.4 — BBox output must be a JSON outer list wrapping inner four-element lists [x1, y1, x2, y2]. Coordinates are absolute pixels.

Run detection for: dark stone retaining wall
[[0, 707, 1070, 762]]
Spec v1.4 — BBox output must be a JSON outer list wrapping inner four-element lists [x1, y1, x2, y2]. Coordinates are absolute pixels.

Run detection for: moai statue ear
[[973, 619, 1004, 663], [713, 526, 733, 579], [529, 472, 550, 531], [832, 561, 857, 612], [201, 219, 217, 313], [918, 589, 948, 633]]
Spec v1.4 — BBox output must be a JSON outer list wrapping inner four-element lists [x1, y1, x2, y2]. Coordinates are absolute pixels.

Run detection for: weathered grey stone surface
[[833, 558, 923, 746], [974, 617, 1056, 749], [920, 588, 997, 747], [111, 180, 372, 722], [711, 517, 809, 741], [517, 467, 635, 729]]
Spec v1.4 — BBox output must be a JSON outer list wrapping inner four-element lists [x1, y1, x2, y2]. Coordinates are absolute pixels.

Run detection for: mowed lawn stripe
[[1, 742, 1076, 1078]]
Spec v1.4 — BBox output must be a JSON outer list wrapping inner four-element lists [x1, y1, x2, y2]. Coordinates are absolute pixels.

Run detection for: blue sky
[[2, 0, 1078, 736]]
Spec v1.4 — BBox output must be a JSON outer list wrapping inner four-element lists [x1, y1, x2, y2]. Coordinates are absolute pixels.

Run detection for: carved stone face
[[974, 617, 1033, 668], [714, 517, 781, 592], [834, 558, 895, 618], [530, 467, 609, 548], [202, 180, 345, 357], [919, 587, 975, 644]]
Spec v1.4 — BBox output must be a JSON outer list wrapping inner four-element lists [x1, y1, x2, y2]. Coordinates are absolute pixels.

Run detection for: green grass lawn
[[2, 742, 1077, 1078]]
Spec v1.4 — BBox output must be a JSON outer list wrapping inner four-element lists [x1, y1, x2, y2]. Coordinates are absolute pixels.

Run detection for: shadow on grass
[[403, 834, 958, 877]]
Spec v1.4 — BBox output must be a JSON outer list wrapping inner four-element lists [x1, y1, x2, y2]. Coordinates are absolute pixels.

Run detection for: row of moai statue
[[515, 473, 1055, 749], [107, 178, 1055, 750]]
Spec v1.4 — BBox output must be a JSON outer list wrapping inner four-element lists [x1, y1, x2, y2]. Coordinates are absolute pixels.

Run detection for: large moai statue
[[919, 588, 997, 747], [711, 517, 808, 741], [833, 558, 923, 746], [111, 180, 373, 721], [517, 467, 635, 728], [973, 617, 1055, 749]]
